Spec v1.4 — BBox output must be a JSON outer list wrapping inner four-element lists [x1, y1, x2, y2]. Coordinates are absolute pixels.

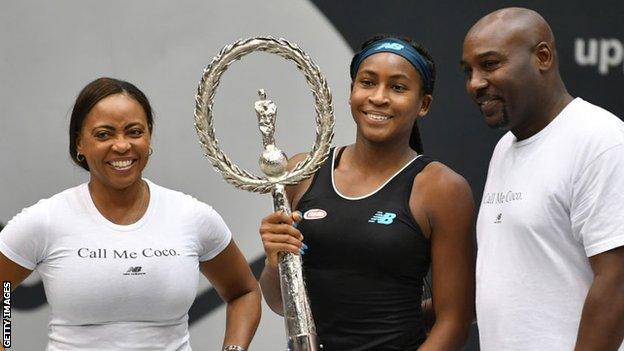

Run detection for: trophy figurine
[[194, 37, 334, 351]]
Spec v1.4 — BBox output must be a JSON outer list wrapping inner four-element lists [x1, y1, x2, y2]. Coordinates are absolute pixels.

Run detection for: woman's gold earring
[[76, 152, 85, 162]]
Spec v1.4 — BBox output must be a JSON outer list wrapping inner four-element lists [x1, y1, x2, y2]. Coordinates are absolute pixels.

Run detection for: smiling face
[[77, 93, 151, 192], [461, 18, 542, 132], [350, 52, 431, 146]]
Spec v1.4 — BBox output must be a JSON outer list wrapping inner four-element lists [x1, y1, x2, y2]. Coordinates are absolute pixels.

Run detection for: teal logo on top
[[376, 43, 404, 51], [368, 211, 396, 225]]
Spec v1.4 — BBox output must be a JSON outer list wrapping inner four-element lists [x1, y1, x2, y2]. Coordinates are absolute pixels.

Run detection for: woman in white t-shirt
[[0, 77, 260, 351]]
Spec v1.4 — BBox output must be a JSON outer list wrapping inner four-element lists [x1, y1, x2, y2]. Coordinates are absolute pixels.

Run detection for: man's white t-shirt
[[476, 98, 624, 350], [0, 179, 232, 350]]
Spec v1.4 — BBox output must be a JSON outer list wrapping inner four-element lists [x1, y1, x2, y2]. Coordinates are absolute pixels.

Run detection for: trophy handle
[[260, 92, 319, 350], [272, 184, 320, 351]]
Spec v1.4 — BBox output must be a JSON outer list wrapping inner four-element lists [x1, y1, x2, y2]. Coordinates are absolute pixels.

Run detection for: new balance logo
[[368, 211, 396, 225], [123, 266, 146, 276], [376, 43, 404, 51], [494, 213, 502, 224]]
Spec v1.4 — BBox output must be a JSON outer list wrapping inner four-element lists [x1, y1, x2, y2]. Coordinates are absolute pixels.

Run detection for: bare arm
[[258, 153, 310, 315], [416, 164, 476, 351], [200, 240, 261, 349], [574, 246, 624, 351], [0, 253, 33, 351], [258, 255, 283, 314], [0, 253, 32, 290]]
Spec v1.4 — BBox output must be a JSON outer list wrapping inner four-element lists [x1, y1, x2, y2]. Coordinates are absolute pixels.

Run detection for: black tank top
[[296, 147, 433, 351]]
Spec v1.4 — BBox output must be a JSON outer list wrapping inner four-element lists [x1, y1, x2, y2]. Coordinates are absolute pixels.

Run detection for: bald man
[[461, 7, 624, 351]]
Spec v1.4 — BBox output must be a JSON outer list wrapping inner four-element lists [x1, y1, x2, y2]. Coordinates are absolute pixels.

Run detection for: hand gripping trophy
[[194, 37, 334, 350]]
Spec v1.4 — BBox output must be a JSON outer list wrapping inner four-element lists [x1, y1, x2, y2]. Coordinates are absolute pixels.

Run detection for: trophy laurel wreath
[[194, 37, 334, 350]]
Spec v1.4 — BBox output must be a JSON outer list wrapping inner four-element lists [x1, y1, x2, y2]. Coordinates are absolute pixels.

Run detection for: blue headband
[[350, 38, 433, 94]]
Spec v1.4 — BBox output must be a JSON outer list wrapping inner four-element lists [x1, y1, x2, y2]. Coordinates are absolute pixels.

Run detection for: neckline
[[512, 97, 581, 148], [81, 179, 157, 232], [331, 147, 422, 200]]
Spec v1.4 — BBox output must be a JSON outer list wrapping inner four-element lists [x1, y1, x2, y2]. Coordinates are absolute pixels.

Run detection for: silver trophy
[[194, 37, 334, 351]]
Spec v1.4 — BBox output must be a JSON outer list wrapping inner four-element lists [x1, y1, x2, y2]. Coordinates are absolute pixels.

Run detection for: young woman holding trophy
[[0, 77, 260, 351], [259, 35, 475, 350]]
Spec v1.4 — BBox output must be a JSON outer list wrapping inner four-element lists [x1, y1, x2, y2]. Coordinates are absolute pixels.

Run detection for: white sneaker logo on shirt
[[494, 213, 503, 224], [123, 266, 146, 276]]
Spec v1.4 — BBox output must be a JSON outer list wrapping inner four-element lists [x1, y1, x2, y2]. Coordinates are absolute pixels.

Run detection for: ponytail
[[409, 121, 424, 154]]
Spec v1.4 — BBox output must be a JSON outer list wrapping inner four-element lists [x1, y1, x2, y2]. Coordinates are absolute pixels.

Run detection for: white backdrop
[[0, 0, 354, 349]]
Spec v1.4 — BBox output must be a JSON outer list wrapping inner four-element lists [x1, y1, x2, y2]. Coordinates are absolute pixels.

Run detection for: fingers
[[262, 211, 294, 226], [260, 212, 303, 237], [292, 210, 302, 224], [262, 210, 302, 226], [259, 211, 305, 268], [260, 220, 303, 240], [261, 234, 302, 253], [260, 224, 303, 246], [261, 230, 303, 246]]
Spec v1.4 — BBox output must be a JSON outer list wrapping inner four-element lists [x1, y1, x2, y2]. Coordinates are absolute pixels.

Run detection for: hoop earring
[[149, 147, 153, 156], [76, 152, 85, 162]]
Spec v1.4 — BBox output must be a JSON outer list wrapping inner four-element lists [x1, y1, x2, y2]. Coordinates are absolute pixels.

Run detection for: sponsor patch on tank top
[[368, 211, 396, 224], [303, 209, 327, 220]]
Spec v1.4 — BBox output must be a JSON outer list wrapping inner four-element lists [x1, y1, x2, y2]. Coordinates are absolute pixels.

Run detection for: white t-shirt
[[476, 98, 624, 351], [0, 179, 232, 350]]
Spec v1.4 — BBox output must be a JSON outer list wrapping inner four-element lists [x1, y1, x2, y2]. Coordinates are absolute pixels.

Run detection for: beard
[[494, 107, 510, 130], [482, 104, 510, 130]]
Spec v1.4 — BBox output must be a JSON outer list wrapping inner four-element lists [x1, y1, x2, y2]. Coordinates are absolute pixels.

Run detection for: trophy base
[[287, 333, 321, 351]]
